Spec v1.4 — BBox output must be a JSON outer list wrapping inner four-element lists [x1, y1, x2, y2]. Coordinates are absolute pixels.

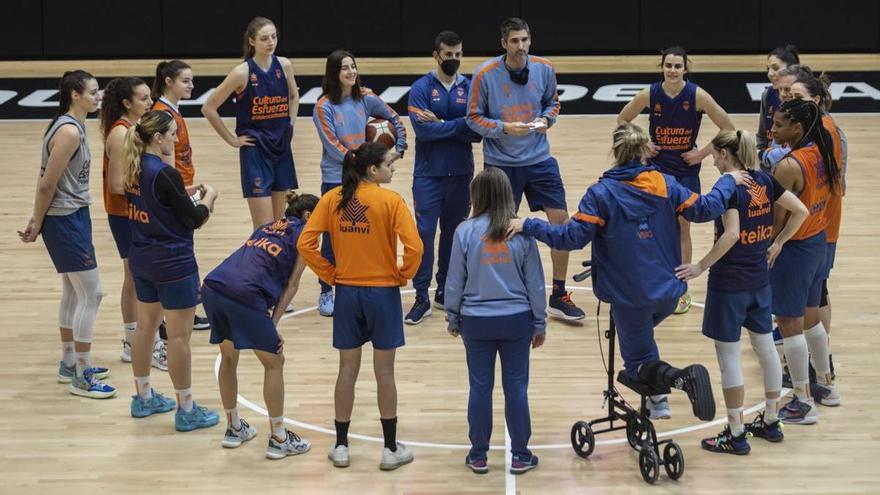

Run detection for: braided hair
[[778, 99, 838, 193]]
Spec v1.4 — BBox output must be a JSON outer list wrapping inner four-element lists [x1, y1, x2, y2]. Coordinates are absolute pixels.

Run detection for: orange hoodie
[[298, 182, 423, 287]]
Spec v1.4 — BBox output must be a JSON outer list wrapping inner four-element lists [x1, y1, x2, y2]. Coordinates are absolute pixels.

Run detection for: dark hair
[[322, 49, 362, 105], [793, 69, 834, 112], [434, 30, 462, 51], [768, 44, 800, 67], [500, 17, 529, 40], [100, 77, 148, 140], [778, 99, 838, 193], [470, 168, 517, 242], [660, 46, 689, 72], [152, 59, 191, 101], [285, 191, 320, 219], [45, 70, 95, 136], [242, 17, 276, 59], [336, 142, 389, 213]]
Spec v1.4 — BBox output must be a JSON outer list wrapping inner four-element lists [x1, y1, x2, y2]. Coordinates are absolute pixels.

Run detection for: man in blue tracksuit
[[511, 126, 752, 421], [404, 30, 482, 325]]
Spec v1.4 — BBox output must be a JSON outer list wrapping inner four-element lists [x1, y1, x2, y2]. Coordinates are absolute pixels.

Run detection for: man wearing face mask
[[404, 30, 482, 325], [467, 17, 585, 321]]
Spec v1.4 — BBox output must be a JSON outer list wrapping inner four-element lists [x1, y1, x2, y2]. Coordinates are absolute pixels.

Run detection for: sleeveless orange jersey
[[102, 119, 132, 216], [153, 99, 195, 186], [790, 143, 832, 241], [821, 115, 844, 242]]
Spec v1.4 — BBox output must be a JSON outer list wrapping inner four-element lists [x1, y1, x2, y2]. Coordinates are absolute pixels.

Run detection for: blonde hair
[[711, 130, 758, 171], [611, 123, 650, 165], [122, 110, 174, 186]]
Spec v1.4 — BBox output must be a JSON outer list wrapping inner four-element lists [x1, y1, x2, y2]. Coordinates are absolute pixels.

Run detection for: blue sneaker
[[701, 426, 751, 455], [779, 397, 818, 425], [175, 403, 220, 432], [547, 292, 585, 321], [404, 295, 432, 325], [744, 412, 784, 442], [510, 453, 538, 475], [318, 291, 334, 317], [69, 370, 117, 399], [131, 390, 176, 418], [58, 362, 109, 383]]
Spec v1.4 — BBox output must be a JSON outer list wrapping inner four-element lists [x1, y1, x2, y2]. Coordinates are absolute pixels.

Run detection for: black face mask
[[439, 58, 460, 77]]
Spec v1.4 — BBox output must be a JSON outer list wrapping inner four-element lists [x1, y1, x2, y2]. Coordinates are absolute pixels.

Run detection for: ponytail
[[152, 59, 191, 102], [711, 130, 758, 171], [122, 110, 174, 187], [778, 99, 839, 193], [100, 77, 147, 140], [45, 70, 95, 136], [611, 123, 650, 165], [336, 142, 389, 213]]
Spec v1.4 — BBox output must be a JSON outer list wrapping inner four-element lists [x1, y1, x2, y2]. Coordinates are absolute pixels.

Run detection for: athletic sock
[[782, 334, 810, 399], [381, 417, 398, 451], [176, 388, 194, 412], [804, 322, 832, 384], [134, 376, 152, 400], [552, 279, 566, 298], [61, 341, 76, 367], [728, 407, 744, 436], [334, 420, 350, 448], [765, 397, 779, 423], [123, 322, 137, 344], [226, 408, 242, 430], [270, 416, 285, 440], [75, 351, 91, 377]]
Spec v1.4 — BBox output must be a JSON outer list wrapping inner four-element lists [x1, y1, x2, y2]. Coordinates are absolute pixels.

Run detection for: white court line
[[218, 284, 783, 452], [505, 424, 515, 495]]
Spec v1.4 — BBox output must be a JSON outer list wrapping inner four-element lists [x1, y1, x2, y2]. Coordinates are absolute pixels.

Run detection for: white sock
[[765, 397, 779, 423], [61, 341, 76, 367], [226, 408, 242, 429], [783, 334, 810, 400], [176, 388, 194, 412], [75, 351, 91, 377], [270, 416, 285, 440], [135, 376, 152, 400], [123, 322, 137, 344], [804, 322, 832, 384], [727, 407, 744, 436]]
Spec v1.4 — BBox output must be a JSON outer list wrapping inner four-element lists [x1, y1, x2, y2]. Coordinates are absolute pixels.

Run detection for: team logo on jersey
[[250, 73, 259, 87], [431, 88, 440, 98], [275, 69, 282, 79], [263, 218, 289, 235], [76, 159, 91, 184], [480, 238, 512, 265], [637, 218, 653, 240], [747, 182, 771, 218], [653, 103, 662, 117], [252, 176, 263, 194], [682, 100, 691, 112], [457, 87, 465, 96], [340, 197, 370, 234], [502, 83, 512, 98]]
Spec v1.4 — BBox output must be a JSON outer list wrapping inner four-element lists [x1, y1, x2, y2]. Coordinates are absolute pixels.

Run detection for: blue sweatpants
[[319, 182, 341, 293], [611, 297, 679, 380], [460, 311, 534, 461], [412, 175, 472, 298]]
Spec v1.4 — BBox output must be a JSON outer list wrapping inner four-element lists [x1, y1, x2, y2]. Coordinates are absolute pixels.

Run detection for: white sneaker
[[646, 394, 671, 419], [266, 430, 311, 459], [328, 444, 350, 468], [813, 382, 841, 407], [284, 304, 295, 314], [222, 419, 257, 448], [120, 339, 132, 362], [151, 339, 168, 371], [380, 443, 414, 471]]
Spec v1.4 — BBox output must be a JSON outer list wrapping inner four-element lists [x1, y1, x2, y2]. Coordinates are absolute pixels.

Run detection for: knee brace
[[68, 269, 104, 343], [714, 340, 743, 390], [58, 274, 76, 329], [749, 331, 782, 394]]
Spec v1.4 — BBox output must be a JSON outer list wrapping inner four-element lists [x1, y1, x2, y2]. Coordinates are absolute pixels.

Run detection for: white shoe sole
[[222, 434, 255, 449], [817, 397, 841, 407], [380, 456, 414, 471], [329, 454, 351, 467], [266, 443, 311, 459], [120, 352, 132, 363], [69, 385, 117, 399], [432, 300, 445, 310], [151, 359, 168, 372], [546, 307, 585, 321], [404, 308, 432, 325]]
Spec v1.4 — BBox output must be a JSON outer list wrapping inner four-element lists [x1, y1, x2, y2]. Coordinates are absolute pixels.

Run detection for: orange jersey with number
[[153, 99, 195, 186], [102, 119, 131, 216], [790, 143, 832, 241], [821, 115, 844, 242]]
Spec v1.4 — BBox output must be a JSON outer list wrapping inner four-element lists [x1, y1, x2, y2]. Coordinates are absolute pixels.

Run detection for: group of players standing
[[19, 14, 845, 474]]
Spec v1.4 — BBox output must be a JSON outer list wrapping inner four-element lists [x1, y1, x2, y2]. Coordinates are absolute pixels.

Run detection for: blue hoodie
[[445, 215, 546, 335], [522, 162, 736, 307]]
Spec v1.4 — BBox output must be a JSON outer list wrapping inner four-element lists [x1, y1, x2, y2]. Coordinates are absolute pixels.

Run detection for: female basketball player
[[768, 99, 840, 424], [758, 45, 799, 157], [311, 49, 408, 316], [100, 77, 169, 371], [445, 167, 546, 475], [617, 46, 735, 314], [123, 111, 220, 431], [153, 59, 211, 331], [509, 123, 753, 421], [297, 142, 422, 471], [675, 131, 807, 454], [201, 17, 299, 230], [204, 192, 318, 459], [19, 70, 115, 399]]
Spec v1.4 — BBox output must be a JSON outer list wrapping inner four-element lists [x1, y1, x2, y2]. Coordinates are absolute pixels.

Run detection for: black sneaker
[[744, 412, 784, 442], [404, 295, 432, 325], [193, 314, 210, 330], [674, 364, 716, 421], [701, 426, 750, 455], [547, 292, 585, 321], [782, 365, 792, 389], [433, 288, 445, 310]]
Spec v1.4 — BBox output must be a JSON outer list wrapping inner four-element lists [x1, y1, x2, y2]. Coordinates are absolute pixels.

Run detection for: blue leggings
[[611, 297, 678, 380]]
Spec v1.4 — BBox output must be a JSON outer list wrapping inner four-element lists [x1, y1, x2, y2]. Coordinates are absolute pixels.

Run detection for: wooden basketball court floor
[[1, 55, 879, 494]]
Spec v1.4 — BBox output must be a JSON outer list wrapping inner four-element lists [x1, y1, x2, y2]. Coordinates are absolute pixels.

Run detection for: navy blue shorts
[[770, 232, 826, 317], [134, 272, 201, 309], [702, 285, 772, 343], [42, 207, 97, 273], [675, 174, 702, 195], [488, 157, 567, 213], [333, 285, 404, 350], [240, 145, 298, 198], [824, 242, 837, 278], [204, 285, 278, 353], [107, 214, 132, 258]]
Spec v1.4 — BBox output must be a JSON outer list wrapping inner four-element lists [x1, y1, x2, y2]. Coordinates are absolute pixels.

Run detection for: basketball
[[365, 118, 397, 148]]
